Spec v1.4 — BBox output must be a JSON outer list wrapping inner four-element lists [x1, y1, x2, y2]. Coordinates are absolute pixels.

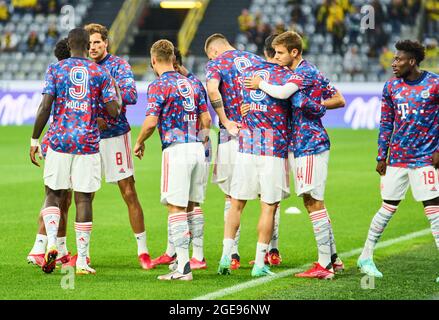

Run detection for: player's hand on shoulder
[[240, 104, 250, 117], [376, 160, 387, 176], [134, 142, 145, 160], [433, 151, 439, 169], [244, 76, 262, 90], [97, 117, 108, 131]]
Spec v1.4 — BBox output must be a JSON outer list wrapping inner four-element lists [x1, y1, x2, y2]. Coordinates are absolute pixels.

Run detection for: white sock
[[56, 237, 68, 256], [75, 222, 92, 267], [425, 206, 439, 249], [221, 238, 235, 259], [41, 207, 60, 249], [134, 231, 149, 256], [310, 209, 332, 269], [255, 242, 269, 268], [269, 204, 280, 251], [224, 199, 240, 256], [360, 202, 397, 260], [30, 234, 47, 255], [169, 212, 191, 274], [165, 220, 176, 257], [189, 207, 205, 261]]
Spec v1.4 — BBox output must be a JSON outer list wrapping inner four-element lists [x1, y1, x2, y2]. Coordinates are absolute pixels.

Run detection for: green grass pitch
[[0, 126, 437, 300]]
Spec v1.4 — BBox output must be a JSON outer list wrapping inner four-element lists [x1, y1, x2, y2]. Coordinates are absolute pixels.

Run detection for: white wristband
[[30, 138, 40, 147]]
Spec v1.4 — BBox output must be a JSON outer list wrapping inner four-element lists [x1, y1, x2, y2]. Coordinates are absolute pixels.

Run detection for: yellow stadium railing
[[108, 0, 145, 55], [178, 0, 210, 56]]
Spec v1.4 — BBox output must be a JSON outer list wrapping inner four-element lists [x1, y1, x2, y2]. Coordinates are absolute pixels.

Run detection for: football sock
[[360, 202, 397, 260], [326, 210, 338, 260], [134, 231, 149, 256], [165, 219, 176, 257], [30, 234, 47, 255], [269, 204, 280, 251], [224, 199, 240, 257], [75, 222, 92, 267], [56, 237, 68, 256], [424, 206, 439, 248], [189, 207, 205, 261], [310, 209, 332, 269], [255, 242, 269, 268], [221, 238, 235, 259], [169, 212, 191, 274], [41, 207, 60, 249]]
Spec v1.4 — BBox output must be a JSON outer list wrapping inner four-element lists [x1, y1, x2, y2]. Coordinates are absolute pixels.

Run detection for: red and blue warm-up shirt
[[287, 59, 336, 158], [378, 71, 439, 168], [146, 71, 208, 150], [97, 54, 137, 139], [42, 57, 117, 154]]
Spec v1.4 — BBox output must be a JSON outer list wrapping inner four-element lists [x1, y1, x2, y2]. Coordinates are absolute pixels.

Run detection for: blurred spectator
[[0, 1, 9, 22], [326, 0, 345, 55], [1, 31, 18, 52], [425, 38, 439, 59], [238, 9, 253, 33], [47, 0, 59, 14], [345, 4, 361, 44], [387, 0, 410, 34], [45, 23, 59, 47], [12, 0, 38, 13], [251, 22, 271, 55], [424, 0, 439, 38], [290, 5, 306, 29], [365, 1, 388, 58], [379, 46, 394, 76], [316, 0, 330, 34], [27, 30, 41, 52], [343, 45, 362, 77], [254, 10, 262, 26], [424, 38, 439, 74]]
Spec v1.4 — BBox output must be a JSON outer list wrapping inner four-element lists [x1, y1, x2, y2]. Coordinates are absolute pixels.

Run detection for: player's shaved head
[[84, 23, 109, 42], [151, 39, 174, 63], [68, 28, 89, 52], [272, 31, 303, 54], [204, 33, 229, 53], [54, 38, 70, 61]]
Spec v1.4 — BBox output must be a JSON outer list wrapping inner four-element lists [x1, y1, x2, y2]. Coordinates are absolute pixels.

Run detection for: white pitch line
[[193, 228, 432, 300]]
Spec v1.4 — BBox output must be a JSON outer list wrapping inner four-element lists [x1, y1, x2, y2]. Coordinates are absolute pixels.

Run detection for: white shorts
[[99, 132, 134, 184], [381, 165, 439, 202], [44, 146, 101, 193], [212, 137, 238, 195], [230, 153, 290, 204], [289, 150, 329, 201], [161, 143, 209, 207]]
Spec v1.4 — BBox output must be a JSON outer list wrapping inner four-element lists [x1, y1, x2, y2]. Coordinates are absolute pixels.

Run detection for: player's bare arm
[[321, 89, 346, 109], [134, 115, 158, 160], [30, 94, 54, 167], [207, 78, 240, 136]]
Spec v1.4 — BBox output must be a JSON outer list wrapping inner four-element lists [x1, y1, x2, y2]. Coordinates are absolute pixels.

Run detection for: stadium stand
[[0, 0, 437, 81]]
